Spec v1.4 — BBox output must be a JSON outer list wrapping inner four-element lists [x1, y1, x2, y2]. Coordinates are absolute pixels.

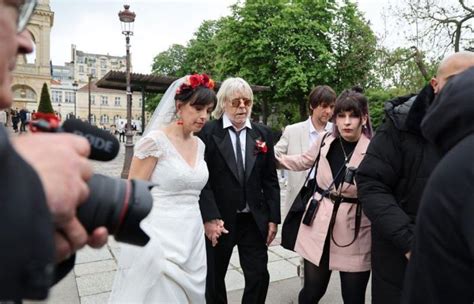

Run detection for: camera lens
[[77, 174, 154, 246]]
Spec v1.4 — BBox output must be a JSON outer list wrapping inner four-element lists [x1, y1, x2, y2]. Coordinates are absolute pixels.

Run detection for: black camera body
[[31, 118, 154, 246], [344, 166, 357, 185]]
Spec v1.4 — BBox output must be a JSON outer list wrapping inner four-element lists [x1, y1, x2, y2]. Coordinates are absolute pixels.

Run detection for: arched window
[[12, 85, 37, 103]]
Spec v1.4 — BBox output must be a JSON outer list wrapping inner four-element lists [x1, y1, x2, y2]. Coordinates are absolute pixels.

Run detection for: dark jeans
[[299, 238, 370, 304]]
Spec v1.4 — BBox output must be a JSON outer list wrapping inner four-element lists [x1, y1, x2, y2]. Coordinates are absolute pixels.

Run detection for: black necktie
[[230, 128, 246, 211]]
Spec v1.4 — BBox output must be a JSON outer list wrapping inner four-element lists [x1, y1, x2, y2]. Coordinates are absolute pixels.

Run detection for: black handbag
[[281, 133, 328, 251]]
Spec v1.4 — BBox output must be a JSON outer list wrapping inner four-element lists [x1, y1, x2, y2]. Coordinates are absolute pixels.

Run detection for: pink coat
[[277, 134, 371, 272]]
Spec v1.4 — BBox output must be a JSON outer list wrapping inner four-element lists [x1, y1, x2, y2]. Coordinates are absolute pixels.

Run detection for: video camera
[[30, 118, 153, 246]]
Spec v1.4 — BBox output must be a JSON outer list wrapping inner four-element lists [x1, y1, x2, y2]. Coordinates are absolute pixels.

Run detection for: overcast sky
[[49, 0, 390, 74]]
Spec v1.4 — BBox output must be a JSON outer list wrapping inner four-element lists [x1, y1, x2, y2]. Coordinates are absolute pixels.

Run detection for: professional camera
[[30, 118, 153, 246]]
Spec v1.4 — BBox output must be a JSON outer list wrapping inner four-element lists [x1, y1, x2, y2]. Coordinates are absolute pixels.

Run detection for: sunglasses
[[16, 0, 37, 33], [230, 97, 252, 108]]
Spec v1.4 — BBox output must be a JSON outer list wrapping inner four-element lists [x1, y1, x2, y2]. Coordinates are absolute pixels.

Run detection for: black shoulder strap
[[303, 133, 329, 191]]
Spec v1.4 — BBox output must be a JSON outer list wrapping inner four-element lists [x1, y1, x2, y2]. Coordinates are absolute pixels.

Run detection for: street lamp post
[[88, 73, 93, 124], [119, 4, 136, 178], [72, 80, 78, 118]]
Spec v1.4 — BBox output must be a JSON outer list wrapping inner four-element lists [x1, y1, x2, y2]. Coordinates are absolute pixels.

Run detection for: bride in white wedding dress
[[109, 74, 223, 303]]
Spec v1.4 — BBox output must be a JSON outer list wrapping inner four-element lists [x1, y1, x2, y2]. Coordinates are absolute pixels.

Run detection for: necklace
[[339, 136, 354, 162]]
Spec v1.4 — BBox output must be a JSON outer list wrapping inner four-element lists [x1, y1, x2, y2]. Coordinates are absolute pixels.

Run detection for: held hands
[[204, 219, 229, 247], [405, 251, 411, 260], [266, 222, 278, 246], [13, 133, 109, 261]]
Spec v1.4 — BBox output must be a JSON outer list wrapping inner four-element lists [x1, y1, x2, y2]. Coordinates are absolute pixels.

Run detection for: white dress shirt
[[223, 114, 252, 212]]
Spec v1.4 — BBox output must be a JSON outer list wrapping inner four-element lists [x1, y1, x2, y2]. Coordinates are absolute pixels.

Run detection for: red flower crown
[[176, 73, 215, 95]]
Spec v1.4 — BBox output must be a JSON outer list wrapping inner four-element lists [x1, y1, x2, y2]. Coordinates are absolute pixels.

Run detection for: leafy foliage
[[150, 1, 378, 128], [151, 44, 188, 77], [365, 86, 414, 130]]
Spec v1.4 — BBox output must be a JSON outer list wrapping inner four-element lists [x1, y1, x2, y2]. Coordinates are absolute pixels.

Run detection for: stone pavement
[[27, 135, 371, 304]]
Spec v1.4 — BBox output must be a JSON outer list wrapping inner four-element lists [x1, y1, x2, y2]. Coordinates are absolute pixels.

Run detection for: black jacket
[[355, 85, 440, 303], [0, 126, 55, 301], [402, 66, 474, 304], [197, 119, 280, 240]]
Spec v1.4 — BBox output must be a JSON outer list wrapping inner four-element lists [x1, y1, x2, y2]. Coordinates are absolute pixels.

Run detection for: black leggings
[[298, 240, 370, 304]]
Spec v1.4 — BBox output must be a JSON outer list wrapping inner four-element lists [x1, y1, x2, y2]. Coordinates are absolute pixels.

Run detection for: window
[[101, 69, 107, 76], [90, 114, 96, 124], [90, 68, 96, 76], [79, 65, 84, 73], [91, 95, 95, 105], [114, 97, 121, 106], [52, 90, 62, 103], [101, 96, 108, 106], [100, 59, 107, 68], [100, 114, 109, 124], [65, 91, 75, 103]]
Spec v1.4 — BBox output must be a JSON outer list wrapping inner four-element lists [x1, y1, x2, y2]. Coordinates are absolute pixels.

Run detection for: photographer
[[0, 0, 108, 301]]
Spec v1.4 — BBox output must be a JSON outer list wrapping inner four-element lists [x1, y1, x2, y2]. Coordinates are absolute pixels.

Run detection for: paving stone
[[229, 250, 240, 269], [268, 249, 283, 262], [81, 291, 111, 304], [76, 245, 113, 264], [74, 260, 117, 277], [287, 256, 302, 267], [76, 270, 116, 297], [110, 246, 121, 261], [225, 269, 245, 292], [269, 245, 300, 259], [268, 260, 298, 282]]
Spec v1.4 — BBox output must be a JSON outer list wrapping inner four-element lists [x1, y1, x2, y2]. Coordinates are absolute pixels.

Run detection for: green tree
[[372, 47, 438, 93], [151, 44, 188, 77], [216, 1, 337, 121], [37, 83, 54, 114], [365, 87, 414, 130], [185, 20, 221, 76], [330, 0, 377, 92]]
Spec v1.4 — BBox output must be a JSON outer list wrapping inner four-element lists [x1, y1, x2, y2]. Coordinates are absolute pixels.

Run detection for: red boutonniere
[[255, 140, 268, 154]]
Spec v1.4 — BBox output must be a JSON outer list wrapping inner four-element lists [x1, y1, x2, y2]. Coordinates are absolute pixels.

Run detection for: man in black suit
[[198, 77, 280, 304]]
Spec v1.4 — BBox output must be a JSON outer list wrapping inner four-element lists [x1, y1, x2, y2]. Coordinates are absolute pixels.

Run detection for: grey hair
[[212, 77, 254, 119]]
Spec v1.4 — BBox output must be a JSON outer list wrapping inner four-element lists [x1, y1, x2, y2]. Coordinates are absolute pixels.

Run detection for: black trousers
[[299, 238, 370, 304], [206, 213, 269, 304], [371, 238, 407, 304]]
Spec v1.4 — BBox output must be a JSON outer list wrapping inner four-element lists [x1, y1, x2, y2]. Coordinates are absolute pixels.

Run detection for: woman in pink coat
[[276, 87, 373, 304]]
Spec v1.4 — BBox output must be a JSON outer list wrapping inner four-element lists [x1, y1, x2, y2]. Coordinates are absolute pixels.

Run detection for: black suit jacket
[[198, 119, 280, 239]]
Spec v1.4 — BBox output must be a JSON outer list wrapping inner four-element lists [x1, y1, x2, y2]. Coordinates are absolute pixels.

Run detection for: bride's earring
[[176, 112, 183, 125]]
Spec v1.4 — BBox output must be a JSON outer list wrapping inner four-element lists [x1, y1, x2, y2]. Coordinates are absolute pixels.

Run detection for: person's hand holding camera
[[13, 133, 109, 261]]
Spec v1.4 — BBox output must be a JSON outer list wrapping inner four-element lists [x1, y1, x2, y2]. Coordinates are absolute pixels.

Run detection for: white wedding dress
[[109, 130, 208, 304]]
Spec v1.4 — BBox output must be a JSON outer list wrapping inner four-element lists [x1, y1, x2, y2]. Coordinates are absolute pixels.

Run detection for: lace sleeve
[[134, 133, 162, 159]]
